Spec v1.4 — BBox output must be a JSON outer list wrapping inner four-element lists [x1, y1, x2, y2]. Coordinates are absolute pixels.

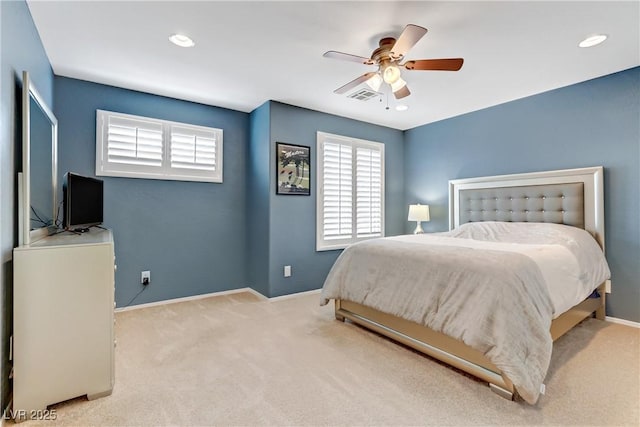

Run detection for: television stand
[[13, 228, 115, 421]]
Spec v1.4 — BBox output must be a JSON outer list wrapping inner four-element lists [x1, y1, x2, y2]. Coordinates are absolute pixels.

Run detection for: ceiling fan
[[323, 24, 464, 100]]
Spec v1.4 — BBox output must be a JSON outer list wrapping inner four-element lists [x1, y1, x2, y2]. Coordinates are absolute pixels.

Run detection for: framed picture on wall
[[276, 142, 310, 195]]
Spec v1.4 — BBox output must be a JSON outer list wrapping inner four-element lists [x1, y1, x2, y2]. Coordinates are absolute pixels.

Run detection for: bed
[[320, 167, 609, 404]]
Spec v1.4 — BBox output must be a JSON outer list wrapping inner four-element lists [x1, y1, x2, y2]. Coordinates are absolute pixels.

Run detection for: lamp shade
[[366, 73, 383, 91], [390, 77, 407, 92], [408, 204, 430, 222], [383, 64, 401, 84]]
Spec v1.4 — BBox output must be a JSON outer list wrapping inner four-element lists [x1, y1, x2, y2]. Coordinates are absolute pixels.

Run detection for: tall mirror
[[20, 71, 58, 245]]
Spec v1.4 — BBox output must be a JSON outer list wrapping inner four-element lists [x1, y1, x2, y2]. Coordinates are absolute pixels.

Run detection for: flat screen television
[[63, 172, 104, 231]]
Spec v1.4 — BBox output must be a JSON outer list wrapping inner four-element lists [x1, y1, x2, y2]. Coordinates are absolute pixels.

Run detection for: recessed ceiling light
[[396, 105, 409, 112], [578, 34, 607, 48], [169, 33, 195, 48]]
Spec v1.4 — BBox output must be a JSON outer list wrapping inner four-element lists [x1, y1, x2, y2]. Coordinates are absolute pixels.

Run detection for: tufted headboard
[[449, 167, 605, 250], [459, 182, 585, 228]]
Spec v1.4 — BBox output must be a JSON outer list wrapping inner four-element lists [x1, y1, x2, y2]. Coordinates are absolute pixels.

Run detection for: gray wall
[[404, 67, 640, 322], [54, 77, 250, 307], [251, 101, 405, 297], [0, 0, 54, 409]]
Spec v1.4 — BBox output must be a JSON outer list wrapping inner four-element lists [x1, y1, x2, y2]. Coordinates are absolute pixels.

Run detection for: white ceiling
[[27, 1, 639, 131]]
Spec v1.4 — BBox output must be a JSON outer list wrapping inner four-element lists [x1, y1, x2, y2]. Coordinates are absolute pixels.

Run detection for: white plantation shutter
[[356, 146, 383, 237], [106, 115, 163, 168], [96, 110, 223, 183], [322, 142, 353, 240], [169, 124, 222, 182], [170, 127, 217, 170], [317, 132, 384, 251]]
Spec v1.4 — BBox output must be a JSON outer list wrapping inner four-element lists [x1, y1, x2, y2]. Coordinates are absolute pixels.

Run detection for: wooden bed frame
[[333, 166, 606, 400]]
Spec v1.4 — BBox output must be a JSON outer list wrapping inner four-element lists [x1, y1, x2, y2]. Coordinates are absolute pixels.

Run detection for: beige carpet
[[21, 291, 639, 426]]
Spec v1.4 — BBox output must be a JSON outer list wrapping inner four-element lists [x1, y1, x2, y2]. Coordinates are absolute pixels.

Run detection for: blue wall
[[247, 102, 271, 297], [54, 77, 250, 307], [0, 0, 54, 409], [260, 102, 405, 297], [404, 67, 640, 322], [4, 3, 637, 413]]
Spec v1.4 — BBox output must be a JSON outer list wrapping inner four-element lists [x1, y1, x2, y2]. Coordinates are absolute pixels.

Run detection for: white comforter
[[320, 222, 610, 404]]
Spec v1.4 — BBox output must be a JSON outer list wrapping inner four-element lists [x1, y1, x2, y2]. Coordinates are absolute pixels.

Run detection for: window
[[96, 110, 223, 183], [316, 132, 384, 251]]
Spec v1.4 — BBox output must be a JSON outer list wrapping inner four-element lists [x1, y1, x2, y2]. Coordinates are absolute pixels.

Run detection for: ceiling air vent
[[347, 88, 381, 101]]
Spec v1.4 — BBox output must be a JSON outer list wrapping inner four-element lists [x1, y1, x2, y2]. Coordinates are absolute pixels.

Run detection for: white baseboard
[[115, 287, 253, 312], [116, 289, 638, 326], [115, 287, 322, 312], [244, 288, 269, 301], [606, 316, 640, 328], [267, 288, 321, 302]]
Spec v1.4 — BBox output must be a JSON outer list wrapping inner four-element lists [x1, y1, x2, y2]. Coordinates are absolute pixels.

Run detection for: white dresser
[[13, 228, 115, 419]]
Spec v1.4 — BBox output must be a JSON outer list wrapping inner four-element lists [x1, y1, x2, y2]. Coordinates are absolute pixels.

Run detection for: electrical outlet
[[141, 270, 151, 285], [605, 279, 611, 294], [284, 265, 291, 277]]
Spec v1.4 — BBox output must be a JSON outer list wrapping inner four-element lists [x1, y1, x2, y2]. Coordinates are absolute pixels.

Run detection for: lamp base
[[413, 222, 424, 234]]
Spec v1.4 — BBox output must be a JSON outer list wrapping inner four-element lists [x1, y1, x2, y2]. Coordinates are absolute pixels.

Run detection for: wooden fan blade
[[334, 72, 377, 94], [390, 24, 428, 58], [393, 85, 411, 99], [403, 58, 464, 71], [323, 51, 374, 65]]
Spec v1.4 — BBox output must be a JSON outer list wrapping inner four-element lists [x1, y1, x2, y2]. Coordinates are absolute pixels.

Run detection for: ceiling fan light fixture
[[324, 24, 464, 102], [390, 77, 407, 92], [578, 34, 607, 48], [366, 73, 383, 91], [169, 33, 195, 48], [382, 65, 401, 84]]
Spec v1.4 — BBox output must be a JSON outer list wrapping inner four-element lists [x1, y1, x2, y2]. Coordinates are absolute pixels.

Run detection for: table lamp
[[408, 204, 430, 234]]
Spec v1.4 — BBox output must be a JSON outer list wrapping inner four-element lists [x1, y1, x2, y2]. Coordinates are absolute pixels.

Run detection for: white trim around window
[[316, 131, 385, 251], [96, 110, 223, 183]]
